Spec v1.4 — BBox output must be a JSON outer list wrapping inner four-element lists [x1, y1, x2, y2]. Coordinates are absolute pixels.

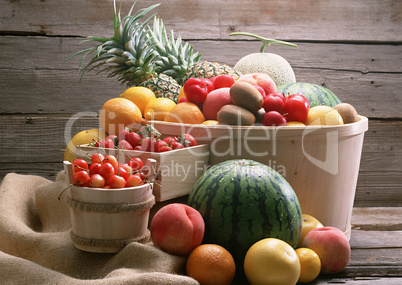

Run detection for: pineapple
[[148, 17, 202, 85], [181, 61, 242, 85], [140, 73, 181, 103]]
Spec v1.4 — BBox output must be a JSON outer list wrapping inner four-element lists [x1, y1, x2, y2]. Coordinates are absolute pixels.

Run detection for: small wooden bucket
[[63, 159, 156, 253]]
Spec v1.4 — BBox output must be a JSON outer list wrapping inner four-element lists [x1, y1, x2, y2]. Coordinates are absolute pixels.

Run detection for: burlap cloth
[[0, 172, 199, 285]]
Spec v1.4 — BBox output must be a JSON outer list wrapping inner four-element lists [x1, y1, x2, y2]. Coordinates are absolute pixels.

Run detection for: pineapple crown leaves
[[147, 17, 202, 83], [66, 1, 161, 85]]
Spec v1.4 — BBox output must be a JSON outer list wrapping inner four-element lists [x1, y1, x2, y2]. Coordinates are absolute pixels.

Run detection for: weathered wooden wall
[[0, 0, 401, 206]]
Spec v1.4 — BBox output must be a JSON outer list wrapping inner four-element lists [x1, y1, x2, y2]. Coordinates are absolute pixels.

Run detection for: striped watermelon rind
[[187, 159, 302, 264], [278, 82, 342, 107]]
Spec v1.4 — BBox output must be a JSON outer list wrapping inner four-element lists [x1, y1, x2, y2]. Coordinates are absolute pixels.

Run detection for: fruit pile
[[70, 154, 148, 189], [150, 160, 351, 285], [92, 124, 197, 153]]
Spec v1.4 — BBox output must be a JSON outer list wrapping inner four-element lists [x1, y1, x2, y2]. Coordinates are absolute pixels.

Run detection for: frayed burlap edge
[[70, 229, 151, 249], [66, 194, 155, 214]]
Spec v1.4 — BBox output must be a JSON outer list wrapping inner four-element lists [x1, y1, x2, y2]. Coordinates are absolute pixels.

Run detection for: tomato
[[284, 94, 310, 123], [89, 174, 105, 188], [72, 159, 88, 173], [261, 111, 287, 126]]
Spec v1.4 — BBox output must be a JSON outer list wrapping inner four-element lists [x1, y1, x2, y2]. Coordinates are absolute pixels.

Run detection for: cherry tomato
[[89, 174, 105, 188], [73, 170, 90, 186], [284, 94, 310, 123], [263, 92, 286, 114], [126, 174, 143, 187], [109, 175, 126, 189], [213, 74, 235, 89], [72, 159, 88, 173], [261, 111, 287, 126], [128, 157, 144, 172], [99, 162, 115, 180]]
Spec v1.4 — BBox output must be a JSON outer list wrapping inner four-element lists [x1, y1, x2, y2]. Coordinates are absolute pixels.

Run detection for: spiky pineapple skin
[[181, 61, 241, 84], [139, 73, 181, 103]]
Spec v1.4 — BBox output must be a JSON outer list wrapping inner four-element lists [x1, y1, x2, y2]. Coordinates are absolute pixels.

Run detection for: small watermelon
[[278, 82, 342, 107], [187, 159, 302, 264]]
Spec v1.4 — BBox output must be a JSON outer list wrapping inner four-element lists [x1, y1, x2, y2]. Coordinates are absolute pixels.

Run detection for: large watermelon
[[187, 159, 302, 264], [278, 82, 342, 107]]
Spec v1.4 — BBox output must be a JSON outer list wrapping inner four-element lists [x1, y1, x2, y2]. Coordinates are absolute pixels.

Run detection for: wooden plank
[[1, 0, 401, 42], [0, 36, 401, 118], [314, 278, 402, 285], [350, 230, 402, 248], [352, 207, 402, 231]]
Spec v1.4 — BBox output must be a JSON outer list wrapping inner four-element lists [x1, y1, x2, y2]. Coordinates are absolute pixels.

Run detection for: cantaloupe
[[230, 32, 297, 86]]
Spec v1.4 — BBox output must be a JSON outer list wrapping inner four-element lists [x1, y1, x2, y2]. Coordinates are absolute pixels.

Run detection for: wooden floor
[[311, 207, 402, 284]]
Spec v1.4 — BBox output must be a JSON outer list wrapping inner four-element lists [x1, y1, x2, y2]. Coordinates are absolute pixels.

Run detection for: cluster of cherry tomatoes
[[93, 125, 197, 152], [261, 92, 310, 126], [71, 154, 147, 189]]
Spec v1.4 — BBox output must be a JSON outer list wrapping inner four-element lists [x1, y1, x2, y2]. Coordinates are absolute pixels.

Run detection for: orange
[[119, 86, 156, 115], [201, 120, 219, 126], [298, 214, 324, 248], [296, 248, 321, 283], [143, 97, 176, 121], [164, 102, 206, 124], [186, 244, 236, 285], [244, 238, 300, 285], [100, 97, 142, 135]]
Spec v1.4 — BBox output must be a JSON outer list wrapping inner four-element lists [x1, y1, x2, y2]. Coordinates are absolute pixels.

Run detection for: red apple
[[303, 226, 351, 274]]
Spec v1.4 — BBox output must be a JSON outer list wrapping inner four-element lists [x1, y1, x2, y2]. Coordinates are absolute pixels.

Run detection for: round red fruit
[[183, 78, 209, 104], [262, 111, 287, 126], [89, 174, 105, 188], [72, 159, 88, 173], [214, 74, 235, 89], [109, 175, 126, 189], [128, 157, 144, 172], [115, 166, 129, 180], [126, 132, 142, 148], [99, 162, 115, 180], [263, 92, 286, 114], [103, 155, 119, 169], [119, 129, 130, 141], [118, 139, 133, 150], [89, 162, 102, 175], [91, 153, 104, 164], [73, 170, 90, 186], [284, 93, 310, 123], [126, 174, 143, 187]]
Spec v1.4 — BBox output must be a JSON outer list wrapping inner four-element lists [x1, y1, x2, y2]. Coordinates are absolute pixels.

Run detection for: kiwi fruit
[[334, 103, 359, 124], [230, 81, 263, 113], [217, 105, 256, 126]]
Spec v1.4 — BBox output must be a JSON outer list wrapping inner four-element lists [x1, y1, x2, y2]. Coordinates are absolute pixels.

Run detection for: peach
[[303, 226, 351, 274], [150, 203, 205, 256], [202, 87, 233, 120], [237, 73, 277, 96]]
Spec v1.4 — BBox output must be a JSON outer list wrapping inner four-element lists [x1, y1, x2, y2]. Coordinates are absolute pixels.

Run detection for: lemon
[[144, 97, 176, 121], [244, 238, 301, 285], [305, 106, 344, 126], [296, 248, 321, 283], [286, 121, 306, 127], [120, 86, 156, 115], [64, 128, 106, 162]]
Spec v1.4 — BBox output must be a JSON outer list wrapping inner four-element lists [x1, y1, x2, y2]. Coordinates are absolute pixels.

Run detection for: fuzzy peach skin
[[237, 73, 277, 96], [150, 203, 205, 256], [202, 87, 233, 120], [303, 226, 351, 274]]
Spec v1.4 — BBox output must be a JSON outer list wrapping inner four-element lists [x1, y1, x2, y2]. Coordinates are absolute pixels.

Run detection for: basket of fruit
[[63, 157, 157, 253]]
